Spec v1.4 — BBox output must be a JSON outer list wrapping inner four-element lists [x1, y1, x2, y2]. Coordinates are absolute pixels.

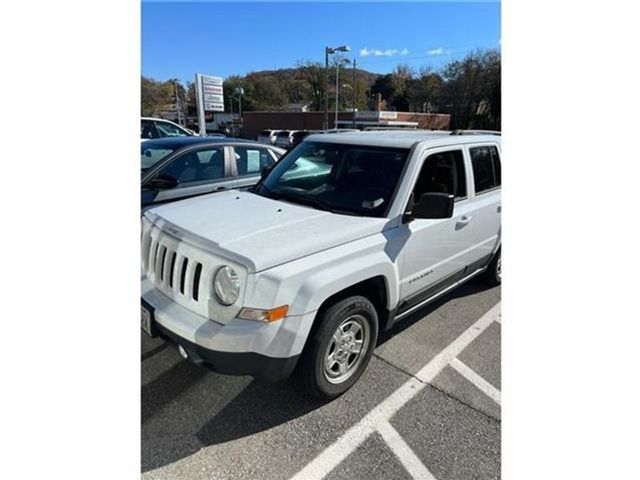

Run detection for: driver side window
[[413, 150, 467, 201], [158, 147, 226, 185]]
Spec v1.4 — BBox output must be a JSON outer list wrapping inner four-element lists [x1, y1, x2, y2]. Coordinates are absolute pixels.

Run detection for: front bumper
[[142, 278, 314, 381]]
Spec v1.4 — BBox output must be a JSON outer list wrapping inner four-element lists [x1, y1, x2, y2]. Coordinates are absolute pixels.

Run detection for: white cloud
[[359, 47, 408, 58], [427, 47, 445, 56]]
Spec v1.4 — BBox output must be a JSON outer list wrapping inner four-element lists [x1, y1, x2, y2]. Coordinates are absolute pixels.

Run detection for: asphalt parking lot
[[142, 280, 501, 480]]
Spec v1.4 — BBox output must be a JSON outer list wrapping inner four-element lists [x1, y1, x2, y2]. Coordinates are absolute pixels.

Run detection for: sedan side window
[[157, 147, 226, 185], [141, 120, 159, 139], [234, 147, 274, 176], [470, 146, 501, 194], [413, 150, 467, 201]]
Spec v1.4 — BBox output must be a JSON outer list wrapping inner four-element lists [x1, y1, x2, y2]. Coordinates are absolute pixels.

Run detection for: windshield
[[155, 121, 191, 137], [141, 144, 176, 171], [254, 141, 409, 217], [276, 131, 291, 138]]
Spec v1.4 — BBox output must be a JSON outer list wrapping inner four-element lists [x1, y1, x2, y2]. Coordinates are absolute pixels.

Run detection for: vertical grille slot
[[159, 246, 167, 282], [168, 252, 177, 288], [192, 263, 203, 300], [179, 258, 189, 294]]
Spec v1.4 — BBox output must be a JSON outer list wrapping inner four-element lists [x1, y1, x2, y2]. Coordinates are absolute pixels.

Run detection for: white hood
[[145, 191, 389, 272]]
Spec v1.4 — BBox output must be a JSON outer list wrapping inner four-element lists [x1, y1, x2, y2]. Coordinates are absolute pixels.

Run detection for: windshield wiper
[[252, 183, 280, 199]]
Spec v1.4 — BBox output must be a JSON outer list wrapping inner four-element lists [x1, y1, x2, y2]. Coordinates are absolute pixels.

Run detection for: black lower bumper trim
[[152, 320, 300, 382]]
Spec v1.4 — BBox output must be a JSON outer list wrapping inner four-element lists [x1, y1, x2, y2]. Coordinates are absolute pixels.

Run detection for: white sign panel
[[205, 102, 224, 112], [201, 75, 223, 86], [204, 93, 224, 103], [203, 85, 223, 94]]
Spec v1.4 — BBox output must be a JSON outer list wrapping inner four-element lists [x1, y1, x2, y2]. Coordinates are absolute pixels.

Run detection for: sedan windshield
[[141, 144, 176, 171], [254, 141, 409, 217]]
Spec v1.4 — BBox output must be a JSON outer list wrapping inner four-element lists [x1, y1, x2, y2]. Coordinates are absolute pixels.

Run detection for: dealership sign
[[195, 73, 225, 133], [197, 74, 225, 112]]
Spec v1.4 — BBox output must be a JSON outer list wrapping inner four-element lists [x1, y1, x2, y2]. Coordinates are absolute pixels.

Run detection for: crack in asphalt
[[372, 352, 501, 423]]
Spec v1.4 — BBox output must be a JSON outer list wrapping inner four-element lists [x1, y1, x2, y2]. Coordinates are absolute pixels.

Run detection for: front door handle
[[215, 186, 227, 191], [457, 215, 473, 226]]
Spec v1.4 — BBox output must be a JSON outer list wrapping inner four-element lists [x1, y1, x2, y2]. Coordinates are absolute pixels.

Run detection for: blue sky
[[142, 1, 500, 84]]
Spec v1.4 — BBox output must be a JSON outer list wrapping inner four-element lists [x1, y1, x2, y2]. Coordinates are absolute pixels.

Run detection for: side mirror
[[411, 192, 454, 219], [146, 174, 178, 190]]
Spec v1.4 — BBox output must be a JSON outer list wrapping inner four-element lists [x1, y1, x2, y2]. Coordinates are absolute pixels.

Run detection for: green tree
[[296, 61, 326, 111], [440, 49, 501, 129]]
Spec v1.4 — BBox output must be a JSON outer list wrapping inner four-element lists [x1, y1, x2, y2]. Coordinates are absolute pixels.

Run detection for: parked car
[[141, 131, 501, 398], [290, 130, 320, 149], [257, 129, 283, 145], [275, 130, 298, 148], [141, 117, 196, 140], [141, 136, 285, 208]]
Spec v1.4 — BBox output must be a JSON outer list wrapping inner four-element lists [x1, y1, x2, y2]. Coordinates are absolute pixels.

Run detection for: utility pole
[[324, 47, 330, 131], [352, 58, 357, 128], [174, 80, 182, 125], [229, 93, 234, 137], [334, 57, 340, 129], [235, 86, 244, 137]]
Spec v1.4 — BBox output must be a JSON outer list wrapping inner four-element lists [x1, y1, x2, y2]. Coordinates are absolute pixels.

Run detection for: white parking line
[[377, 420, 437, 480], [450, 357, 501, 405], [290, 302, 501, 480]]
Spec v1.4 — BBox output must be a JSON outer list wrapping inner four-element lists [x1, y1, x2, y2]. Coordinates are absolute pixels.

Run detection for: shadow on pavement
[[141, 280, 498, 473]]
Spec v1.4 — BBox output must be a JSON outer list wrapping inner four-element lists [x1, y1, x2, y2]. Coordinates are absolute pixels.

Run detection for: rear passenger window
[[234, 147, 275, 176], [413, 150, 467, 200], [470, 146, 501, 194]]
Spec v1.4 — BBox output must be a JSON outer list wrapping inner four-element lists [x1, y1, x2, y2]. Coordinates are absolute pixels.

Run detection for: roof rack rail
[[449, 130, 501, 136]]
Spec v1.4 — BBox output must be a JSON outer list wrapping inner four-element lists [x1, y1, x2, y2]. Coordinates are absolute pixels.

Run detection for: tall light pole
[[352, 58, 357, 128], [324, 45, 350, 130], [334, 57, 350, 129]]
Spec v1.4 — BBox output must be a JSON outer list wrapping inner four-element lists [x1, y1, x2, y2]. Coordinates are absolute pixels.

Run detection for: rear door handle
[[215, 186, 227, 191], [497, 205, 502, 213]]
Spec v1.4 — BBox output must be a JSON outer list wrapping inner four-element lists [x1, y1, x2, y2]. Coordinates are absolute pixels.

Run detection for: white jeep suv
[[141, 130, 501, 398]]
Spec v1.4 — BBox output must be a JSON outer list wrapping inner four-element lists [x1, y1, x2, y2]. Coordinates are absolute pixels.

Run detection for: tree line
[[141, 48, 500, 130]]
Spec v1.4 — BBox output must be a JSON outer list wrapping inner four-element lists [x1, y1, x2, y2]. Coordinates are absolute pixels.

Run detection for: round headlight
[[213, 266, 240, 306]]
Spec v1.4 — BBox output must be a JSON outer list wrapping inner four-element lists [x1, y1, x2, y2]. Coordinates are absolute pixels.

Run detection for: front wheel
[[296, 296, 378, 399]]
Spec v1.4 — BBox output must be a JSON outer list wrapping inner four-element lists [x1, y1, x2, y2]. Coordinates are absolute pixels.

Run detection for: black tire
[[295, 295, 378, 399], [483, 248, 501, 286]]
